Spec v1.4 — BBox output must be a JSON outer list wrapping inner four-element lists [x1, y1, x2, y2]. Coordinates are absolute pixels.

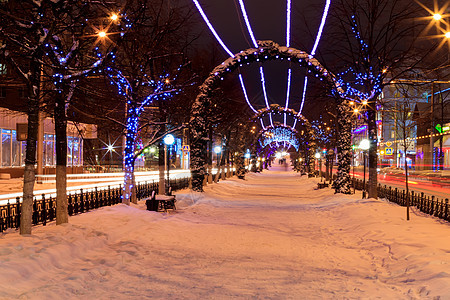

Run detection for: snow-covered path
[[1, 166, 450, 299]]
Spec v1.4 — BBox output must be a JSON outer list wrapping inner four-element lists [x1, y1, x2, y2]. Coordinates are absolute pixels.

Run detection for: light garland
[[238, 73, 258, 113], [297, 0, 331, 117], [284, 68, 292, 126], [192, 0, 263, 120], [259, 66, 270, 109], [238, 0, 258, 48], [260, 118, 267, 130], [284, 0, 292, 127], [378, 131, 450, 147], [259, 126, 300, 150], [239, 0, 274, 121], [335, 15, 384, 101], [286, 0, 292, 47], [269, 113, 274, 127], [191, 0, 336, 133], [191, 0, 235, 57]]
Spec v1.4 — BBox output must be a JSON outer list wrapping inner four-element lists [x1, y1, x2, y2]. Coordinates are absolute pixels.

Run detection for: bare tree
[[328, 0, 434, 198], [103, 0, 196, 203]]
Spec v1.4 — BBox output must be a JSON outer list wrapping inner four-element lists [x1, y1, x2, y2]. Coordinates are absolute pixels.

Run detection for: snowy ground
[[1, 166, 450, 299]]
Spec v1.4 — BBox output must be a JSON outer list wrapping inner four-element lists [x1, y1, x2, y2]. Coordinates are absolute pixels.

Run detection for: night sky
[[184, 0, 334, 125]]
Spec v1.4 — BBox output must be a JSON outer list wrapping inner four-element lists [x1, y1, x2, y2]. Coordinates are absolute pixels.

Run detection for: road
[[350, 169, 450, 199]]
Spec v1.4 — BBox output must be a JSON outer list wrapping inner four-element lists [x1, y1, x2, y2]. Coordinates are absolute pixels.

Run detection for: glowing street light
[[359, 138, 370, 199], [214, 146, 222, 168], [315, 152, 322, 180], [163, 134, 175, 194], [446, 32, 450, 38], [110, 13, 119, 21], [98, 31, 107, 38], [359, 139, 370, 150], [163, 134, 175, 146], [433, 13, 442, 21]]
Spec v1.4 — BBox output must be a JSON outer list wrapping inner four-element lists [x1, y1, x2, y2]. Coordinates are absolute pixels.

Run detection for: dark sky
[[184, 0, 334, 125]]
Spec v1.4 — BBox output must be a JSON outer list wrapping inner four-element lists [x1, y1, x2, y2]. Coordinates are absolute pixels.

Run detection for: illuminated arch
[[258, 125, 300, 151], [190, 40, 341, 192], [255, 104, 312, 130]]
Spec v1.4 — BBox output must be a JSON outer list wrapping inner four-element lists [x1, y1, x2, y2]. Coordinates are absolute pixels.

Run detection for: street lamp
[[359, 138, 370, 198], [213, 146, 222, 164], [163, 134, 175, 194], [433, 13, 442, 21], [213, 146, 222, 177], [315, 152, 322, 180], [244, 151, 251, 170]]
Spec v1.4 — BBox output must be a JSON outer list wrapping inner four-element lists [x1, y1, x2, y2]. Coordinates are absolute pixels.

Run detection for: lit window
[[0, 63, 6, 75]]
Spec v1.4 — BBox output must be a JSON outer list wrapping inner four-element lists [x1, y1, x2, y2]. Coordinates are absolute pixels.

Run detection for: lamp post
[[213, 145, 222, 180], [314, 152, 322, 181], [327, 148, 334, 184], [359, 139, 370, 198], [163, 134, 175, 195], [213, 146, 222, 167]]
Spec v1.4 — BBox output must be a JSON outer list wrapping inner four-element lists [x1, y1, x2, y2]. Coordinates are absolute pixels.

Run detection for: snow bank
[[0, 166, 449, 299]]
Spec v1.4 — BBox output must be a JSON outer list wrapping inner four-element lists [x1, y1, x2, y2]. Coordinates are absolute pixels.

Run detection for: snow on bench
[[145, 189, 176, 212]]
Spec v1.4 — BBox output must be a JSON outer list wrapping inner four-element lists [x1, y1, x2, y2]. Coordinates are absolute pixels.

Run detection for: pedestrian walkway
[[0, 167, 449, 299]]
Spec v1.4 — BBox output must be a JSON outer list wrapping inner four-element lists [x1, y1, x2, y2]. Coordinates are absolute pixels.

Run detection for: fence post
[[68, 193, 73, 215], [430, 196, 435, 216], [95, 187, 99, 208], [42, 194, 47, 226], [445, 199, 449, 221], [80, 189, 84, 213], [420, 192, 424, 211]]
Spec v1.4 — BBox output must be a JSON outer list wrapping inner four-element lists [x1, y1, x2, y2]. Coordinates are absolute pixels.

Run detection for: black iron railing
[[351, 178, 450, 222], [0, 177, 190, 233]]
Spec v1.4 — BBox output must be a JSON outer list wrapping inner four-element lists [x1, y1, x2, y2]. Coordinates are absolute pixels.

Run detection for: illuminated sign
[[352, 125, 367, 134]]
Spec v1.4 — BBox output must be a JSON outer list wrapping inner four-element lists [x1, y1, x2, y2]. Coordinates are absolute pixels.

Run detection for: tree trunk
[[55, 94, 68, 225], [333, 102, 352, 194], [405, 144, 410, 221], [207, 127, 213, 184], [190, 137, 207, 191], [158, 141, 165, 195], [20, 76, 40, 234], [236, 153, 246, 179], [367, 105, 378, 199], [123, 110, 138, 204], [189, 97, 208, 192]]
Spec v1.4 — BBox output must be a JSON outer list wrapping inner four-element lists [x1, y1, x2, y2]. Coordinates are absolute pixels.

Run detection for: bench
[[145, 189, 176, 212]]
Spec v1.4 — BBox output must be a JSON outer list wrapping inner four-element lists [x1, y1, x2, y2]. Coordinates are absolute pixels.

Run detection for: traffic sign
[[182, 145, 190, 152], [385, 147, 394, 155]]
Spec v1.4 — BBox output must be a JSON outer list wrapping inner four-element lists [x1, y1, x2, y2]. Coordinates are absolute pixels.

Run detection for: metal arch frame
[[191, 41, 341, 125], [190, 40, 340, 191], [254, 105, 311, 127]]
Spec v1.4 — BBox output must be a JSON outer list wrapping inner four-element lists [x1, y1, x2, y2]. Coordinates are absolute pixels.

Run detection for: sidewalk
[[0, 166, 449, 298]]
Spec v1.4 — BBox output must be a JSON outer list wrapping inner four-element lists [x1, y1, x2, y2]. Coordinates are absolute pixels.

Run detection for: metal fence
[[352, 178, 450, 222], [0, 177, 190, 233]]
